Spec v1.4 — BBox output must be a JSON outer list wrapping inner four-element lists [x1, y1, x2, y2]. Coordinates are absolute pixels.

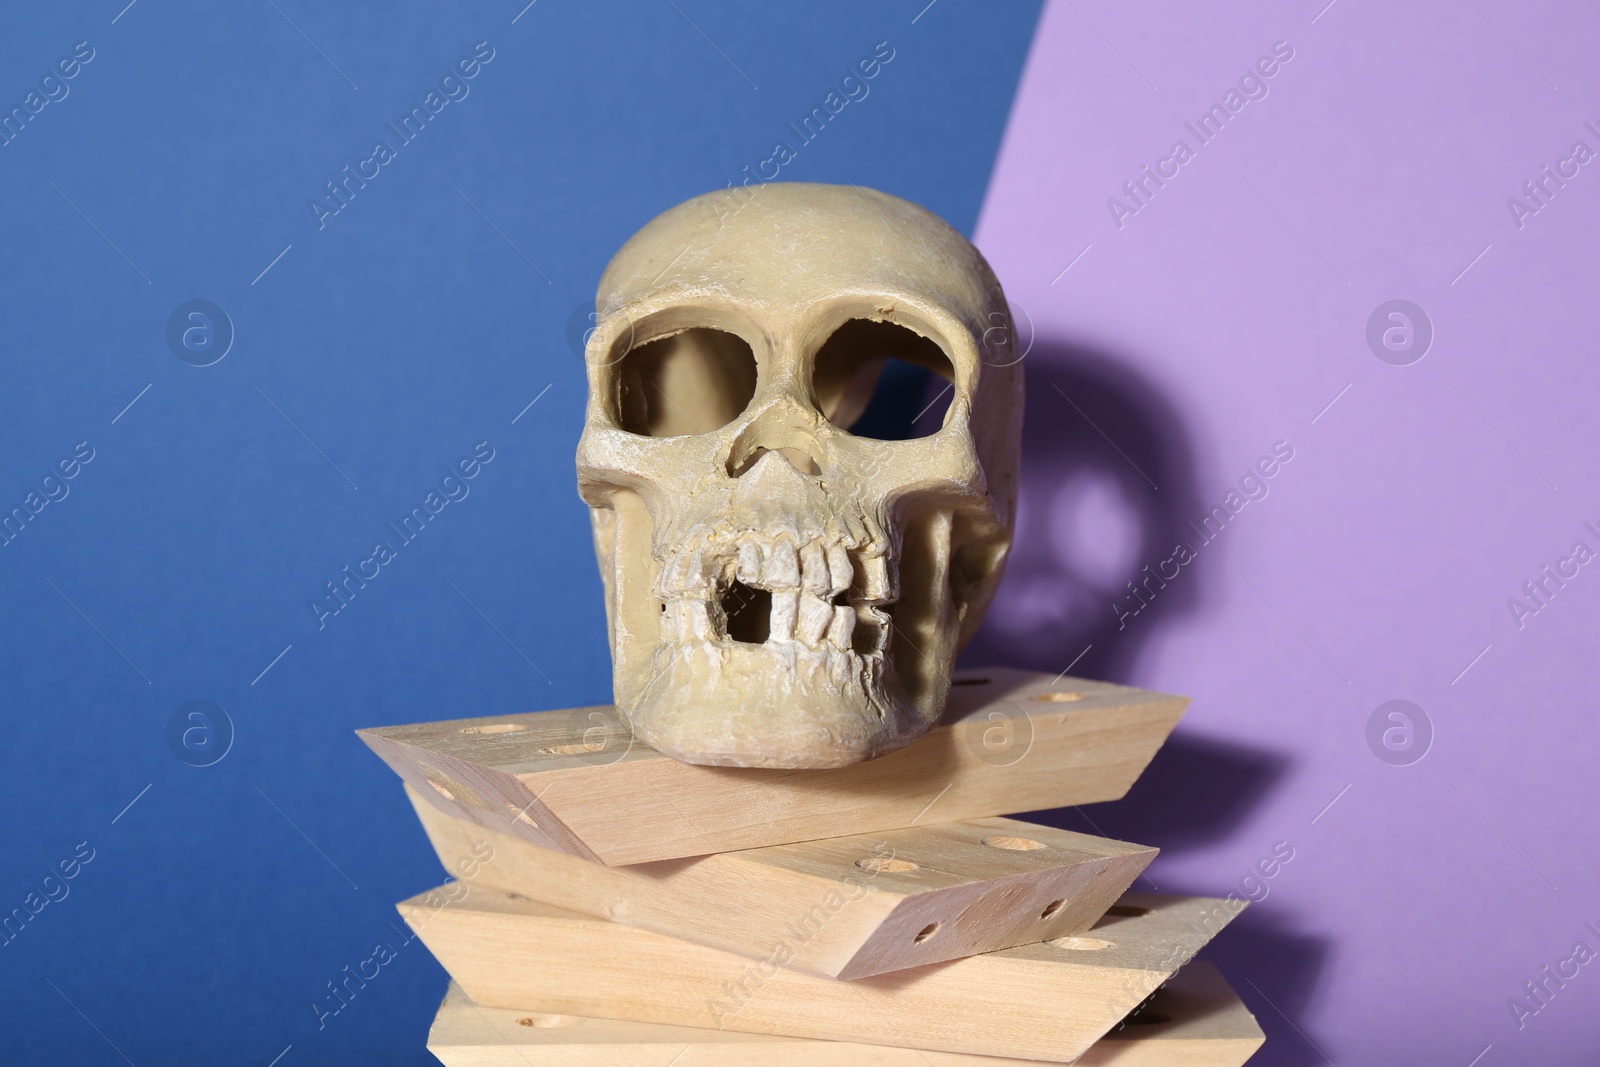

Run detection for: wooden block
[[406, 782, 1158, 979], [398, 886, 1242, 1063], [359, 667, 1185, 865], [425, 961, 1263, 1066]]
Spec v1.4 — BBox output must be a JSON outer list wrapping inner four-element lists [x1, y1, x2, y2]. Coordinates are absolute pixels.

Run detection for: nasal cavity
[[727, 443, 823, 478]]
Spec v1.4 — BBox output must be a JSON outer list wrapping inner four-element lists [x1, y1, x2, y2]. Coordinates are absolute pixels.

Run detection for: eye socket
[[614, 328, 758, 437], [812, 319, 956, 441]]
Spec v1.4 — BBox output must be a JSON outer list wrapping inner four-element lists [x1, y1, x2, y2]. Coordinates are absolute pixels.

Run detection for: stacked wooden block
[[359, 667, 1264, 1065]]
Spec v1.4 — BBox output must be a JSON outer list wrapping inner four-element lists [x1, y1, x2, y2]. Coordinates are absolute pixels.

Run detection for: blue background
[[0, 2, 1041, 1062]]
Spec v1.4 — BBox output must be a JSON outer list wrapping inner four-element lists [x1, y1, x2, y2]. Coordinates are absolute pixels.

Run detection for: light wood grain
[[398, 886, 1242, 1063], [406, 782, 1156, 979], [425, 961, 1263, 1066], [359, 667, 1185, 865]]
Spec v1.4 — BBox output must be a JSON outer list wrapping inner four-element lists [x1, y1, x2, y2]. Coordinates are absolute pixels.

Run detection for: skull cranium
[[576, 183, 1022, 768]]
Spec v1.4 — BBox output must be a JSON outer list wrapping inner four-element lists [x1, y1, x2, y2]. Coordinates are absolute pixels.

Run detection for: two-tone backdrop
[[2, 2, 1596, 1064]]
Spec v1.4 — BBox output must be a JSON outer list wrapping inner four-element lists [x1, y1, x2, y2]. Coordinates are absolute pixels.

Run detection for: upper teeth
[[801, 542, 829, 595], [763, 541, 801, 588], [736, 542, 762, 584], [826, 544, 852, 596], [655, 533, 894, 653], [856, 553, 894, 603]]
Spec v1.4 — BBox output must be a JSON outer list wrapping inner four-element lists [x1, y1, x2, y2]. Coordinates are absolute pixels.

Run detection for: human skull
[[575, 183, 1022, 768]]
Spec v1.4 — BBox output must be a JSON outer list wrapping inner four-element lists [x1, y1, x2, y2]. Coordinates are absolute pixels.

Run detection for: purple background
[[967, 1, 1600, 1062]]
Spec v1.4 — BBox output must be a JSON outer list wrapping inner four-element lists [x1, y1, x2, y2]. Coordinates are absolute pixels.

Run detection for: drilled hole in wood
[[1049, 935, 1114, 951], [1033, 691, 1084, 703], [460, 722, 527, 734], [914, 922, 940, 943], [856, 856, 918, 873], [1040, 898, 1066, 920], [505, 803, 539, 828], [539, 742, 606, 756], [516, 1014, 579, 1028], [1103, 904, 1151, 918], [981, 835, 1046, 851], [951, 677, 990, 686], [423, 768, 487, 808]]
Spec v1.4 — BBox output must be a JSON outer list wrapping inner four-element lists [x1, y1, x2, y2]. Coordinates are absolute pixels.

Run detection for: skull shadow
[[959, 338, 1290, 851], [955, 339, 1324, 1046], [961, 339, 1204, 684]]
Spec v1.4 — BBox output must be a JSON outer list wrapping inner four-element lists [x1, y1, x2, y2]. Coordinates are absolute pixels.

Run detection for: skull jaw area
[[590, 482, 980, 768], [626, 641, 932, 768], [611, 500, 967, 769]]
